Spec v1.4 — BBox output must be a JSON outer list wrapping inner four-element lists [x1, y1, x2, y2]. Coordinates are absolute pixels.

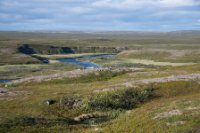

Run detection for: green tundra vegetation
[[0, 31, 200, 133]]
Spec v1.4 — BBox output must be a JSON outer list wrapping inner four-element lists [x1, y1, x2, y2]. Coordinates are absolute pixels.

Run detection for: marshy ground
[[0, 31, 200, 133]]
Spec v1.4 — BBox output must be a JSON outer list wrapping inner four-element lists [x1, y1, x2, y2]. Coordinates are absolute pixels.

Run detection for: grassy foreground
[[1, 71, 200, 133]]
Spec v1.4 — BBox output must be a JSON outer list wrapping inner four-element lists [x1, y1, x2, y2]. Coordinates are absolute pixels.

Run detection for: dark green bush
[[44, 87, 154, 120], [85, 87, 153, 110]]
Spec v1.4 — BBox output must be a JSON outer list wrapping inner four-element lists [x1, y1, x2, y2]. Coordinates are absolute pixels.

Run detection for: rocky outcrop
[[73, 112, 106, 122]]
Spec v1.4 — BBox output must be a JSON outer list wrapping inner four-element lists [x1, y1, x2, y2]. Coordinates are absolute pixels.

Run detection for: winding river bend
[[57, 54, 115, 69], [0, 54, 115, 84]]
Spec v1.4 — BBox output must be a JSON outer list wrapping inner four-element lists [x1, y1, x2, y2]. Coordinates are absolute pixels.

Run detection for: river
[[57, 54, 115, 69], [0, 79, 12, 84]]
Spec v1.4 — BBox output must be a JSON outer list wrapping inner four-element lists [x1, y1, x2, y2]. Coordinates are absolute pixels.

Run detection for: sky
[[0, 0, 200, 31]]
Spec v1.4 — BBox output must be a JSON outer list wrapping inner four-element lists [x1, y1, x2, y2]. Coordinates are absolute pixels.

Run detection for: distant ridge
[[0, 30, 199, 40]]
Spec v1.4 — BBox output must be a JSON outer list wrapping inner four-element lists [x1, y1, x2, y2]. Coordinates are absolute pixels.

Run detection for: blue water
[[0, 79, 12, 84], [57, 54, 115, 69], [58, 58, 101, 69]]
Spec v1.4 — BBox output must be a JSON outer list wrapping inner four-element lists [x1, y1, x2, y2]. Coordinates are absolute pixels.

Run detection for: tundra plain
[[0, 31, 200, 133]]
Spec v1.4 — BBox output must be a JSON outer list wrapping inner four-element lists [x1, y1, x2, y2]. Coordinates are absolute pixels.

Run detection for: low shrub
[[85, 87, 154, 110], [45, 87, 154, 118]]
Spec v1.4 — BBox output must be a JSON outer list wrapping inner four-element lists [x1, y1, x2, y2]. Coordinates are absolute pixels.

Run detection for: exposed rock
[[0, 88, 7, 93], [185, 106, 200, 111], [74, 114, 94, 122], [97, 73, 200, 92], [74, 113, 106, 122], [0, 91, 32, 97], [46, 100, 56, 105], [94, 127, 103, 132], [154, 109, 182, 119]]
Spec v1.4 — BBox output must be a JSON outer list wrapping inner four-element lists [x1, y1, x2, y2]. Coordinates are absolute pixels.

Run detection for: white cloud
[[69, 7, 93, 14], [0, 0, 200, 30], [159, 0, 199, 7], [92, 0, 200, 9]]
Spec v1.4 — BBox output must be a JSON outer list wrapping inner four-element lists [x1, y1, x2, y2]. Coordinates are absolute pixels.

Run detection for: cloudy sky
[[0, 0, 200, 31]]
